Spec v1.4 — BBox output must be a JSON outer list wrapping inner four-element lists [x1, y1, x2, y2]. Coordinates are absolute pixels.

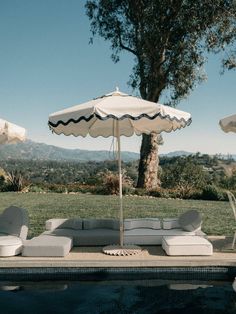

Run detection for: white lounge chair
[[0, 206, 28, 256], [226, 191, 236, 249]]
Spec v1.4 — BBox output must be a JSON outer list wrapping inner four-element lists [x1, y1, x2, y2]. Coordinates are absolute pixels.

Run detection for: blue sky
[[0, 0, 235, 155]]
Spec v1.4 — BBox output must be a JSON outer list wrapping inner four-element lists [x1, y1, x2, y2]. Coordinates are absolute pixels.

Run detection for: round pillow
[[178, 210, 202, 232]]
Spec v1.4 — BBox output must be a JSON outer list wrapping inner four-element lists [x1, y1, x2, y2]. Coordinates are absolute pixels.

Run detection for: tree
[[85, 0, 236, 189]]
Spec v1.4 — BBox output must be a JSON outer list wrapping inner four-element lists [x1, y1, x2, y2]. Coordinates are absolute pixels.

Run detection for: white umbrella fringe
[[48, 112, 192, 129], [48, 115, 191, 140]]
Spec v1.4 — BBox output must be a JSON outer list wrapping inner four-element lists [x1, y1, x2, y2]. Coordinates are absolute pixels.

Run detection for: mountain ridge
[[0, 140, 139, 162], [0, 140, 235, 161]]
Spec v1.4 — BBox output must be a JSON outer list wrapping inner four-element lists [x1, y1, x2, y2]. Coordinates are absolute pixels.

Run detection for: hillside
[[0, 140, 139, 162], [0, 140, 235, 163]]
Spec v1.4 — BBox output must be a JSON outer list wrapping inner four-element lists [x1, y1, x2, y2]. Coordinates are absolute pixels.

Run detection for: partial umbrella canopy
[[48, 88, 192, 255], [219, 114, 236, 133], [0, 118, 26, 145]]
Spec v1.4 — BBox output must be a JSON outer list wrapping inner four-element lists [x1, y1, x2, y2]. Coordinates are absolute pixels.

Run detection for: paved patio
[[0, 236, 235, 268]]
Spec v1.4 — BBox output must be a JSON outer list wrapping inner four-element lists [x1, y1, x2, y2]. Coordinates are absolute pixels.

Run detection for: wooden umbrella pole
[[102, 121, 141, 255], [116, 121, 124, 247]]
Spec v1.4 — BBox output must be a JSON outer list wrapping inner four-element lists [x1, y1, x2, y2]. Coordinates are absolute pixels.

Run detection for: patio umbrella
[[48, 88, 192, 256], [0, 118, 26, 145], [219, 114, 236, 133]]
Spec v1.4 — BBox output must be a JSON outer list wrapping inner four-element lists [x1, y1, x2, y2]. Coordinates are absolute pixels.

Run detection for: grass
[[0, 192, 233, 238]]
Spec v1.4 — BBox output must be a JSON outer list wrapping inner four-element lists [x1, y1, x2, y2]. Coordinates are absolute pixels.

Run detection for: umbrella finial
[[112, 86, 121, 96], [104, 88, 128, 97]]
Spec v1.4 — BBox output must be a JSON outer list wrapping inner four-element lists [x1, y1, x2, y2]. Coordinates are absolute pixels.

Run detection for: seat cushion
[[162, 218, 180, 230], [162, 236, 213, 256], [178, 210, 202, 232], [46, 218, 83, 231], [42, 229, 119, 246], [0, 235, 22, 257], [124, 229, 197, 245], [83, 219, 119, 230], [124, 218, 161, 230], [22, 235, 72, 257]]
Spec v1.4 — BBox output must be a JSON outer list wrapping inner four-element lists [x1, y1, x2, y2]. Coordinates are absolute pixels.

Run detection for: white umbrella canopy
[[49, 88, 192, 256], [219, 114, 236, 133], [0, 118, 26, 145], [49, 89, 191, 137]]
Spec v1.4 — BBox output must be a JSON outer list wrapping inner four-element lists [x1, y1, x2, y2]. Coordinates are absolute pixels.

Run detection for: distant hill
[[160, 150, 193, 157], [0, 141, 235, 162], [0, 140, 140, 162], [161, 151, 236, 160]]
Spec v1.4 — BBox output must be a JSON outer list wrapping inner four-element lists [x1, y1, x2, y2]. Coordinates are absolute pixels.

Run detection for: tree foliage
[[86, 0, 236, 106], [161, 156, 208, 197], [85, 0, 236, 189], [1, 154, 236, 199]]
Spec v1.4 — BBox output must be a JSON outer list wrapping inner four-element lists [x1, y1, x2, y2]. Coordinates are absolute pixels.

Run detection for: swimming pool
[[0, 278, 235, 313]]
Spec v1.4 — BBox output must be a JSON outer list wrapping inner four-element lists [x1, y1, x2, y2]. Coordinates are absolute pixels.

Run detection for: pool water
[[0, 279, 235, 314]]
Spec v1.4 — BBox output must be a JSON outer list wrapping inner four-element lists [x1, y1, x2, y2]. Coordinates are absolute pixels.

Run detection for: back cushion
[[60, 219, 83, 230], [0, 206, 28, 238], [83, 219, 119, 230], [124, 218, 161, 230], [162, 218, 180, 230], [48, 218, 83, 230], [178, 210, 202, 232]]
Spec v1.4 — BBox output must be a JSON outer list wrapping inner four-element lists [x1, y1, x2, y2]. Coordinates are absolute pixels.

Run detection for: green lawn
[[0, 192, 233, 238]]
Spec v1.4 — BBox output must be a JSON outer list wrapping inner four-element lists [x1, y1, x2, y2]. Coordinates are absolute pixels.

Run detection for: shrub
[[187, 189, 204, 200], [29, 185, 47, 193], [148, 188, 170, 198], [46, 184, 67, 193], [201, 185, 224, 201], [161, 157, 208, 192], [98, 170, 134, 195], [173, 186, 195, 199], [134, 188, 148, 196], [4, 171, 29, 192], [0, 175, 6, 191], [149, 187, 204, 200]]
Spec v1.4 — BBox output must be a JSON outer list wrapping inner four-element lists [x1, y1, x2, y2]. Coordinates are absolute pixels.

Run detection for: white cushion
[[162, 236, 213, 256], [0, 235, 22, 257], [83, 219, 119, 230], [124, 218, 161, 230], [46, 218, 83, 231], [22, 235, 72, 257], [124, 228, 197, 245], [163, 218, 180, 230], [178, 210, 202, 232]]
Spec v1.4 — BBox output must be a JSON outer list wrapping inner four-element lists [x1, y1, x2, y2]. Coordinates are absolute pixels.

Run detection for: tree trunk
[[137, 133, 160, 189]]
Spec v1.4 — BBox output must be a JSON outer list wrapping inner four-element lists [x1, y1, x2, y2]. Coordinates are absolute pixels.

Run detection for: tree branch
[[117, 26, 137, 55], [118, 36, 137, 55]]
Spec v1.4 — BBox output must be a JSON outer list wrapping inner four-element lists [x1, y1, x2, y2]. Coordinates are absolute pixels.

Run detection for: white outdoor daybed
[[22, 210, 213, 257]]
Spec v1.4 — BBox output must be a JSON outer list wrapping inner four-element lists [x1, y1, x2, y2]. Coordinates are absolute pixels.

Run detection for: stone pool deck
[[0, 236, 236, 268]]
